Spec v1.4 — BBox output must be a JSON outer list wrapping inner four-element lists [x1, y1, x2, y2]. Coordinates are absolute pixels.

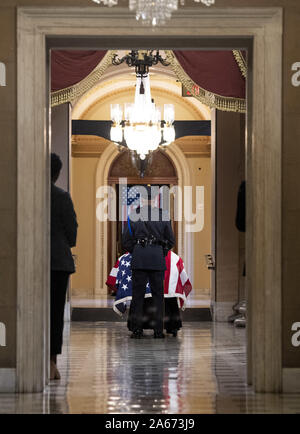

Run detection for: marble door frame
[[16, 6, 282, 392]]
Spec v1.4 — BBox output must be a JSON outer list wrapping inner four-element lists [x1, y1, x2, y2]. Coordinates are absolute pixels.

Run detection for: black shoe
[[166, 329, 178, 337], [154, 331, 165, 339], [131, 330, 143, 339]]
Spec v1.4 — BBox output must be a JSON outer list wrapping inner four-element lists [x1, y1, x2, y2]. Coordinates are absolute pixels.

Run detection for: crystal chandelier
[[110, 74, 175, 160], [92, 0, 215, 26]]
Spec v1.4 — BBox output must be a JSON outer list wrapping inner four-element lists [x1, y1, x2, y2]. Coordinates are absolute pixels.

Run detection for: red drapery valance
[[173, 50, 245, 99], [51, 50, 108, 92], [51, 49, 246, 112], [165, 50, 246, 112]]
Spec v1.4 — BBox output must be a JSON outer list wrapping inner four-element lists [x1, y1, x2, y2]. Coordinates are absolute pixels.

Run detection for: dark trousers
[[50, 270, 69, 356], [164, 298, 182, 332], [131, 269, 165, 333], [128, 297, 182, 332]]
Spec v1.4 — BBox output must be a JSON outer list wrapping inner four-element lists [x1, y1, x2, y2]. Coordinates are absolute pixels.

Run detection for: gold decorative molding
[[175, 135, 210, 145], [72, 134, 211, 158], [72, 135, 111, 157], [165, 50, 246, 113], [72, 135, 110, 145], [51, 51, 117, 107], [176, 136, 211, 157], [233, 50, 247, 79], [80, 84, 206, 121]]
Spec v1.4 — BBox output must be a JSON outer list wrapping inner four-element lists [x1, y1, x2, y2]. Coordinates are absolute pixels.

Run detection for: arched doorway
[[95, 141, 192, 294], [107, 149, 178, 278]]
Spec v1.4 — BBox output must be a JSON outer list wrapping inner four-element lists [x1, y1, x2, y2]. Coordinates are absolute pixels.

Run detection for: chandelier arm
[[158, 56, 170, 67], [112, 50, 170, 74], [127, 58, 134, 68], [112, 53, 126, 66]]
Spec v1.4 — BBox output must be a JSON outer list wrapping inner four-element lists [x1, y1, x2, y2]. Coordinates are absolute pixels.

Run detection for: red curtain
[[173, 50, 245, 99], [51, 50, 107, 92], [51, 50, 246, 100]]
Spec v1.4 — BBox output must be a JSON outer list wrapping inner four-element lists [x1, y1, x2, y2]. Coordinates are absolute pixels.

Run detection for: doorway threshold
[[71, 307, 212, 322]]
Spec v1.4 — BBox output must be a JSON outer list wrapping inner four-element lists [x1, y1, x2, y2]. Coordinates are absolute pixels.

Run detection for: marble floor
[[1, 322, 300, 414]]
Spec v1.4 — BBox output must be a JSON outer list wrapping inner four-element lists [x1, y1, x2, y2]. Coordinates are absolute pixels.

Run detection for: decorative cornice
[[175, 136, 211, 145], [72, 134, 211, 158], [108, 176, 178, 184], [72, 135, 110, 157], [176, 136, 211, 157], [72, 135, 109, 145], [20, 6, 282, 17]]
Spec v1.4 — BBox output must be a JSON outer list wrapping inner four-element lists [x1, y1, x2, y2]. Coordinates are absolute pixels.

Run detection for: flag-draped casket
[[106, 250, 192, 316]]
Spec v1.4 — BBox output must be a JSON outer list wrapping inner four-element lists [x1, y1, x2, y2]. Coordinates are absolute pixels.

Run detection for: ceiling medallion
[[92, 0, 215, 26]]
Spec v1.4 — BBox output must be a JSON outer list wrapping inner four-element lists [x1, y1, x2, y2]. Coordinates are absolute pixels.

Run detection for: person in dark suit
[[235, 180, 246, 276], [235, 180, 246, 233], [122, 185, 175, 339], [50, 153, 78, 380]]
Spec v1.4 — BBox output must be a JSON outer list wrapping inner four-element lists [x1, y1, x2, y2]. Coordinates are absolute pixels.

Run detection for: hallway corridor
[[1, 322, 300, 414]]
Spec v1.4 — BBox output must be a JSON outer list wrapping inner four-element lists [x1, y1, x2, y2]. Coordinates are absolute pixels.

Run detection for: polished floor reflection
[[1, 322, 300, 414]]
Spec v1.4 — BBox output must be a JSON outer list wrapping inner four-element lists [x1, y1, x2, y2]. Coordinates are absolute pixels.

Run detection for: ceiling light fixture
[[92, 0, 215, 26], [110, 50, 175, 161]]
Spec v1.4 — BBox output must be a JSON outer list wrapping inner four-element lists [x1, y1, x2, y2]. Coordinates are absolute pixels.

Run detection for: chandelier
[[110, 51, 175, 160], [110, 74, 175, 160], [92, 1, 215, 26]]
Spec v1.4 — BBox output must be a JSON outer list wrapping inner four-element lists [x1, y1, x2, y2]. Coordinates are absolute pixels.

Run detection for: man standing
[[122, 185, 175, 339], [50, 153, 78, 379]]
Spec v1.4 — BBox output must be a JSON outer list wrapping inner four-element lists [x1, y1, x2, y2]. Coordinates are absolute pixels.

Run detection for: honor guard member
[[122, 185, 175, 339]]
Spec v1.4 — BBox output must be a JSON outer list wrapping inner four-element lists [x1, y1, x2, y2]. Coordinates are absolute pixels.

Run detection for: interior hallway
[[1, 322, 300, 414]]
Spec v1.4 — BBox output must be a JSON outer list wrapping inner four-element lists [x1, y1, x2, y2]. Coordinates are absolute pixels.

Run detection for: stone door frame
[[15, 6, 282, 392]]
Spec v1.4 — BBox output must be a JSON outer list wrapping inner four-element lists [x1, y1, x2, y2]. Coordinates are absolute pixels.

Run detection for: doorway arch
[[95, 143, 192, 293]]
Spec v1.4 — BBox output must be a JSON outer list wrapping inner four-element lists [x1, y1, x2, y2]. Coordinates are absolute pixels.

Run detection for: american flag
[[120, 185, 170, 230], [120, 185, 141, 231], [106, 251, 192, 316], [149, 185, 169, 212]]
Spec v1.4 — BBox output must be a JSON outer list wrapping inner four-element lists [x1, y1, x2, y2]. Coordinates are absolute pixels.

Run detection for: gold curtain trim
[[51, 50, 117, 107], [233, 50, 247, 79], [165, 50, 246, 113]]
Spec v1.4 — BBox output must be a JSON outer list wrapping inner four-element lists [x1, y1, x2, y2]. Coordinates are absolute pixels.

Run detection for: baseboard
[[94, 288, 109, 296], [191, 288, 211, 296], [283, 368, 300, 393], [0, 368, 16, 393], [71, 288, 95, 297], [71, 288, 108, 297], [212, 301, 235, 322]]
